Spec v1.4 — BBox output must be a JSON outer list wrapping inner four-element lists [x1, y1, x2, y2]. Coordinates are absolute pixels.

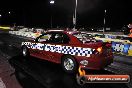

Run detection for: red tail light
[[97, 47, 102, 53], [92, 47, 102, 54]]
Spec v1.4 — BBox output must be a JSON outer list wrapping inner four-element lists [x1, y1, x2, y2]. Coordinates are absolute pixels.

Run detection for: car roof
[[47, 30, 64, 32], [46, 30, 80, 35]]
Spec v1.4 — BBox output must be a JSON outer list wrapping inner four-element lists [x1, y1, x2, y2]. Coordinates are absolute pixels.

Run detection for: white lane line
[[0, 78, 6, 88]]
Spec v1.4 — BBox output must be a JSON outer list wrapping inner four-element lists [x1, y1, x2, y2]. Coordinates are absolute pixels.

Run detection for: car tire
[[61, 55, 78, 74], [22, 46, 30, 57]]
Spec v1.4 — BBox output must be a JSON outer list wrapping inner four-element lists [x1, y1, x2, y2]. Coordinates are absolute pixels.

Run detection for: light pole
[[8, 11, 11, 25], [73, 0, 77, 30], [103, 9, 106, 34], [9, 12, 11, 14], [50, 0, 55, 28]]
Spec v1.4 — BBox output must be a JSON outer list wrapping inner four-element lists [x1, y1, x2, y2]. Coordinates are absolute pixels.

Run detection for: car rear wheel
[[22, 46, 29, 57], [61, 55, 78, 73]]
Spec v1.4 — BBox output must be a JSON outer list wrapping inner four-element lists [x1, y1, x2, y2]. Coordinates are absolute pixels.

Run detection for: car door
[[48, 32, 70, 63], [28, 40, 39, 56], [39, 33, 57, 62], [32, 33, 53, 60]]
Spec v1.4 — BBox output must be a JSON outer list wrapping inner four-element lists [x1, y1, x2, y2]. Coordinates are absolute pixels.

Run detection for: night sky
[[0, 0, 132, 29]]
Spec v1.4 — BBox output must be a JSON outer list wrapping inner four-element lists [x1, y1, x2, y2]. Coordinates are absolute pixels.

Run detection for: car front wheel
[[22, 46, 29, 57]]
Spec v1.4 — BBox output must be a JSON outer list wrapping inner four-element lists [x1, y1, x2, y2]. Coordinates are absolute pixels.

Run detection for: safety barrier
[[83, 32, 131, 56], [9, 31, 41, 39], [95, 37, 130, 43], [95, 37, 132, 56], [112, 41, 132, 56], [0, 26, 10, 30]]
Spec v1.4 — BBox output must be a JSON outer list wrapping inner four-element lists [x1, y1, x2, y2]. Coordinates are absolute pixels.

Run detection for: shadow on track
[[8, 55, 129, 88]]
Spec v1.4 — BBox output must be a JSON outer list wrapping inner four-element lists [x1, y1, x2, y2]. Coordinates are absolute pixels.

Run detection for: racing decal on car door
[[22, 42, 94, 57]]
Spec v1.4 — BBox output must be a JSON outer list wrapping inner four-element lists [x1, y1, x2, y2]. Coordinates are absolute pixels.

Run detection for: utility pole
[[103, 9, 106, 34], [73, 0, 77, 30], [50, 0, 55, 28]]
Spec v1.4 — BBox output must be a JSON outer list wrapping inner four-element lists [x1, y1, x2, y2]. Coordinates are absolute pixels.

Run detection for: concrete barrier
[[112, 41, 132, 56], [9, 31, 41, 39]]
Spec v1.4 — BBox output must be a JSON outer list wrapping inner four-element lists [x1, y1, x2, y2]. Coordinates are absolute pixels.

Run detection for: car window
[[37, 32, 70, 44], [53, 33, 63, 43], [38, 33, 52, 42], [53, 33, 70, 44]]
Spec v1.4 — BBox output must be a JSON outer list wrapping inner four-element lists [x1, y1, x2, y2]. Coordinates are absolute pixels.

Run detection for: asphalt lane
[[9, 55, 129, 88], [0, 31, 131, 88], [0, 51, 22, 88]]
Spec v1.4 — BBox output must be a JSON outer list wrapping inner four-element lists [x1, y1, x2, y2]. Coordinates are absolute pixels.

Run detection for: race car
[[21, 30, 113, 73]]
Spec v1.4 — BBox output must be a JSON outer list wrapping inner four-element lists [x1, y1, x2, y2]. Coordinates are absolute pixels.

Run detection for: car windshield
[[73, 32, 97, 43]]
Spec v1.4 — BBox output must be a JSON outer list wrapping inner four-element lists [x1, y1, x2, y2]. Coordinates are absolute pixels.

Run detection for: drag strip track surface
[[0, 32, 27, 57]]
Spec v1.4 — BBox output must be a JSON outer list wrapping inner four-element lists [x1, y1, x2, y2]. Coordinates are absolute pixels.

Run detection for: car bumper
[[76, 54, 113, 70]]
